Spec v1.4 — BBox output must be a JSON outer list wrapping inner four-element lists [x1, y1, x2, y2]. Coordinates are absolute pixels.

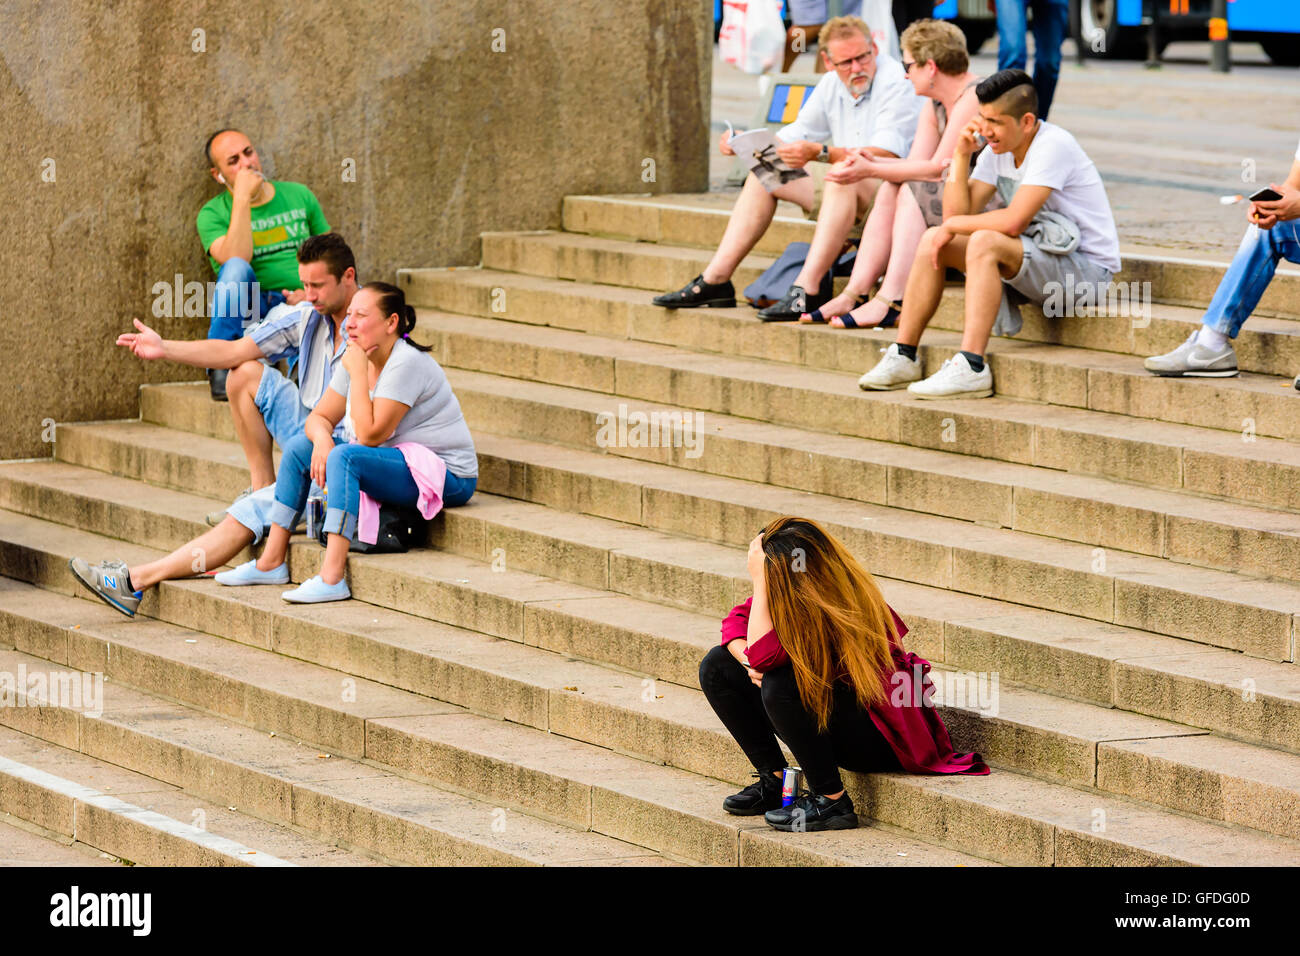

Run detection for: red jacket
[[719, 597, 990, 776]]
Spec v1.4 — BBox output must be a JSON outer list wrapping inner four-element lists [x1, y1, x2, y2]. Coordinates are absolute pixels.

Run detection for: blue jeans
[[996, 0, 1070, 121], [1202, 221, 1300, 339], [208, 257, 284, 341], [268, 432, 477, 541]]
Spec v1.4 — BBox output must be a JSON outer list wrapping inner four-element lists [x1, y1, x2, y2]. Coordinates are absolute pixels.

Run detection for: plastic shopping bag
[[860, 0, 899, 59], [719, 0, 786, 74]]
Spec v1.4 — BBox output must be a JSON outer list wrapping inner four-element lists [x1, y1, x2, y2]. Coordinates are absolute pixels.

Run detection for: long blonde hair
[[759, 516, 898, 731]]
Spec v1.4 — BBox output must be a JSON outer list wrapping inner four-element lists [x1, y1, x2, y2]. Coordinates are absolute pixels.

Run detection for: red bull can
[[306, 493, 325, 540], [781, 766, 802, 807]]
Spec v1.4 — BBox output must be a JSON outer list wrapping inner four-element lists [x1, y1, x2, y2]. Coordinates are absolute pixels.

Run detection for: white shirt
[[775, 54, 922, 158], [972, 120, 1122, 274]]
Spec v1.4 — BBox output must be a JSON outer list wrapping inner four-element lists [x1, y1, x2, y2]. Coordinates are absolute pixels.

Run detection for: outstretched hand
[[116, 318, 165, 361]]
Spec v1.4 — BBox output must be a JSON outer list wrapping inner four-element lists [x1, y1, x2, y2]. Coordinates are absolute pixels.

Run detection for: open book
[[727, 122, 810, 193]]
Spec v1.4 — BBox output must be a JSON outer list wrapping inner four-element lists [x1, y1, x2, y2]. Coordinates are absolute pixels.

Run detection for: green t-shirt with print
[[195, 181, 329, 291]]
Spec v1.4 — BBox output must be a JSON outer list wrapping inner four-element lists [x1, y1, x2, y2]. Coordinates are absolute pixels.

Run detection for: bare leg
[[792, 176, 881, 291], [960, 229, 1024, 356], [319, 533, 350, 585], [128, 516, 255, 590], [837, 185, 929, 328], [226, 360, 275, 489], [703, 173, 815, 284], [895, 229, 971, 348], [256, 523, 292, 572]]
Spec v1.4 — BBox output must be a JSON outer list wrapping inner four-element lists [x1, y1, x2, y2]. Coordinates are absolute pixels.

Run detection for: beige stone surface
[[0, 1, 711, 458]]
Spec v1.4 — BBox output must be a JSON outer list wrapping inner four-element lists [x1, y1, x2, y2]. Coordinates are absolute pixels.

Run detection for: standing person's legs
[[1029, 0, 1070, 120], [996, 0, 1029, 71]]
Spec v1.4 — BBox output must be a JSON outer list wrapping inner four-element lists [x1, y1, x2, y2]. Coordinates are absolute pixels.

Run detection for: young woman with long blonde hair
[[699, 516, 988, 831]]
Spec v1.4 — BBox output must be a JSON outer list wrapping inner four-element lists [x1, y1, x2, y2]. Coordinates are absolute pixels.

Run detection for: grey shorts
[[993, 235, 1113, 337]]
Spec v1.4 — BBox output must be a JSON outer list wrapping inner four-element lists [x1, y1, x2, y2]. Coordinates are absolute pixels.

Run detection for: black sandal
[[836, 298, 902, 329], [806, 293, 869, 324]]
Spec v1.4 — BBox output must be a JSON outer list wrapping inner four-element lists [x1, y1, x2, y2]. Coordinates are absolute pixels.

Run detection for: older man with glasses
[[653, 15, 922, 320]]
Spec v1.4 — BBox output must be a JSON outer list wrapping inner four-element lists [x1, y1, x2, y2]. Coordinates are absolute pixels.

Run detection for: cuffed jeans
[[1202, 221, 1300, 339], [996, 0, 1070, 121], [208, 256, 284, 340], [268, 432, 477, 541], [698, 644, 900, 795]]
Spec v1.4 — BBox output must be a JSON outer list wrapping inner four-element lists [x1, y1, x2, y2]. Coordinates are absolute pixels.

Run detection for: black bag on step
[[315, 501, 426, 554], [742, 241, 857, 307]]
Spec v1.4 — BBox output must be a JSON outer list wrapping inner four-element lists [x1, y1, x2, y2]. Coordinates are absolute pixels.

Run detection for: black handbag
[[315, 501, 426, 554]]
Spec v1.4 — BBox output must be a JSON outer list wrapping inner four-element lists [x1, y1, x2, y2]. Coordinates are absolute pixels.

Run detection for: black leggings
[[698, 644, 900, 795]]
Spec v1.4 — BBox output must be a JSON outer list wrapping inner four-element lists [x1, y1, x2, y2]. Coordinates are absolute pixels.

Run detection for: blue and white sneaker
[[282, 575, 351, 604], [214, 559, 290, 586], [68, 558, 143, 618]]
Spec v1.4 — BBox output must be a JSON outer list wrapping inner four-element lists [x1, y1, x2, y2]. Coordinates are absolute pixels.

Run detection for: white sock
[[1196, 326, 1229, 351]]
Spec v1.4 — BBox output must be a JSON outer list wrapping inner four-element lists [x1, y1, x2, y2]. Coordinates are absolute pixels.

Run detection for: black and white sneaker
[[652, 274, 736, 309], [764, 791, 859, 832], [756, 284, 824, 322]]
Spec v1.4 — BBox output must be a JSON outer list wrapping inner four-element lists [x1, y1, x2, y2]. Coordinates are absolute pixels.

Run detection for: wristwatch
[[818, 144, 830, 163]]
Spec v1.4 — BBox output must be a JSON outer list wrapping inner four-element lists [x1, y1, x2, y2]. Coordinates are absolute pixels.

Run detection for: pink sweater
[[357, 442, 447, 545]]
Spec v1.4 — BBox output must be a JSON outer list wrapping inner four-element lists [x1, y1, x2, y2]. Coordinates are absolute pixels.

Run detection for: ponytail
[[363, 281, 432, 352]]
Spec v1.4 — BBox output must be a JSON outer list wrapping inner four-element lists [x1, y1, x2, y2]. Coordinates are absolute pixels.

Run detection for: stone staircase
[[2, 192, 1299, 866]]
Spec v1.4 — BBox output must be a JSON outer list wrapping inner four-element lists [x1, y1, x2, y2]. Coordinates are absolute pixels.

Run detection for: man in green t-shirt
[[195, 128, 330, 399]]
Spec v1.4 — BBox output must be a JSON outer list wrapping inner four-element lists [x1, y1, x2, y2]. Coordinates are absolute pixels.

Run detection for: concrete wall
[[0, 0, 711, 459]]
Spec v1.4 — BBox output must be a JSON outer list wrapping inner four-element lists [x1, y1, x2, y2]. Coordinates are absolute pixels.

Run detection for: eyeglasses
[[902, 59, 916, 72], [829, 49, 873, 70]]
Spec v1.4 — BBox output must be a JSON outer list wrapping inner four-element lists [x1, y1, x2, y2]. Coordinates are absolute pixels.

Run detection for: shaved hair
[[204, 127, 243, 166], [976, 69, 1038, 121]]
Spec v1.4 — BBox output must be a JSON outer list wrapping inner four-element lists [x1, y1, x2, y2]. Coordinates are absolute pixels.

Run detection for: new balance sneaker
[[282, 575, 351, 604], [206, 486, 254, 527], [907, 352, 994, 399], [651, 274, 736, 309], [1143, 331, 1238, 377], [722, 771, 784, 816], [756, 284, 824, 322], [214, 559, 290, 586], [68, 558, 142, 618], [764, 791, 859, 832], [857, 343, 923, 390]]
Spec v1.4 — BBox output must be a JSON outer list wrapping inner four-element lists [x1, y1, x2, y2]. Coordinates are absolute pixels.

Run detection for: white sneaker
[[907, 352, 994, 399], [858, 343, 923, 391], [1143, 331, 1237, 377]]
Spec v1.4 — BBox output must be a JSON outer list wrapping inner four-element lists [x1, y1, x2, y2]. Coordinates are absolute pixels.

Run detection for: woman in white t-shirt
[[214, 282, 479, 603]]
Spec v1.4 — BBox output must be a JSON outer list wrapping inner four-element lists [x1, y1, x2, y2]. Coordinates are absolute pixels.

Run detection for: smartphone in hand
[[1249, 186, 1284, 203]]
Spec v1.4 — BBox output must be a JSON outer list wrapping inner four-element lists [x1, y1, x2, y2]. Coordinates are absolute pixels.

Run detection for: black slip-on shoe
[[208, 368, 229, 402], [764, 791, 859, 832], [652, 274, 736, 309], [722, 771, 784, 816], [757, 284, 824, 322]]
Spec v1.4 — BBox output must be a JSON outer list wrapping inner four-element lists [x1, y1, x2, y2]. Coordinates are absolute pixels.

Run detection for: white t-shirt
[[329, 339, 478, 478], [971, 121, 1121, 274]]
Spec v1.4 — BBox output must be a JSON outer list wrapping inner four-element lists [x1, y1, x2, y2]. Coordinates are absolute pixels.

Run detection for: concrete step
[[399, 266, 1300, 435], [41, 417, 1300, 758], [118, 380, 1300, 592], [20, 428, 1300, 666], [5, 484, 1300, 855], [401, 309, 1300, 517], [471, 229, 1300, 379], [0, 817, 125, 866], [559, 193, 1300, 321], [0, 583, 987, 867], [2, 573, 1296, 868], [0, 633, 676, 867], [0, 723, 379, 867]]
